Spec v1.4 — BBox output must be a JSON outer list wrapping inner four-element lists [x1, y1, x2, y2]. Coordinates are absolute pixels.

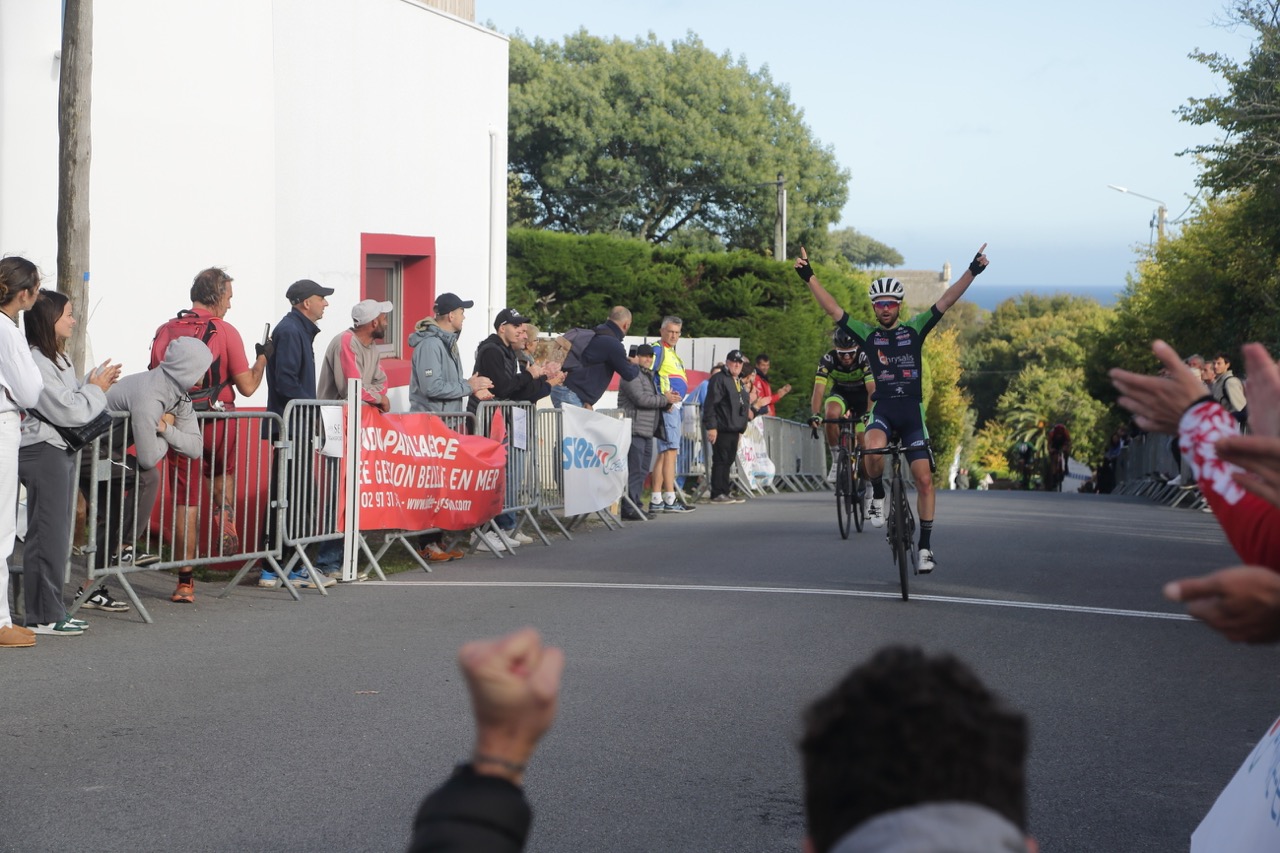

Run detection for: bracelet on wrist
[[472, 754, 527, 774]]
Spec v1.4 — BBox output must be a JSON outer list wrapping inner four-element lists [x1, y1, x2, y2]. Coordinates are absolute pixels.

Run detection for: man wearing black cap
[[467, 308, 556, 414], [703, 350, 752, 504], [258, 279, 337, 589], [408, 292, 494, 415], [468, 308, 559, 551]]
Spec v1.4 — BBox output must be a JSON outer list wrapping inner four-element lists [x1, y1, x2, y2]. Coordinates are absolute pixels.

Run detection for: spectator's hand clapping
[[1165, 565, 1280, 643], [1242, 342, 1280, 438], [1110, 340, 1209, 434], [88, 359, 121, 392], [459, 627, 564, 784], [469, 373, 494, 394]]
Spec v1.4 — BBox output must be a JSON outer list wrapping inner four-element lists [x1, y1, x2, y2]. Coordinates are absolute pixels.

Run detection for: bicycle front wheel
[[892, 477, 910, 601], [852, 452, 866, 533], [835, 448, 853, 539]]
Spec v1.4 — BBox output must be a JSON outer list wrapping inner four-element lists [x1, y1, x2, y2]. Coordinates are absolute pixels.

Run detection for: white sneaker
[[918, 548, 936, 574], [826, 461, 838, 484], [869, 498, 885, 528], [473, 531, 511, 553], [511, 531, 534, 545]]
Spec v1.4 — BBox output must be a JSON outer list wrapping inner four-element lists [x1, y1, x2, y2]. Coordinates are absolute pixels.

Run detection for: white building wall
[[0, 0, 508, 400]]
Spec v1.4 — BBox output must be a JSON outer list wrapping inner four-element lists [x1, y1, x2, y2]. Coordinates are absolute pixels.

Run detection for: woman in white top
[[20, 289, 121, 634], [0, 257, 46, 648]]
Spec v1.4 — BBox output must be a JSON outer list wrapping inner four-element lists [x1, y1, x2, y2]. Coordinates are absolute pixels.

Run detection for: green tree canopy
[[508, 31, 850, 254], [962, 293, 1113, 427]]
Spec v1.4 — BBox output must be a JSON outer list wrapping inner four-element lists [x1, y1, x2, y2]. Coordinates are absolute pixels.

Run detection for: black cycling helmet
[[832, 327, 857, 353]]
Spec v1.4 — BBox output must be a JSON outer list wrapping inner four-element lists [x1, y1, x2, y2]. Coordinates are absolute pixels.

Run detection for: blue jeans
[[550, 384, 585, 409], [315, 539, 343, 571]]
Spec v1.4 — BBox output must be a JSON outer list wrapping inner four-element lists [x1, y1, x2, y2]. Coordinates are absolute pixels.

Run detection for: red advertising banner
[[340, 407, 507, 531]]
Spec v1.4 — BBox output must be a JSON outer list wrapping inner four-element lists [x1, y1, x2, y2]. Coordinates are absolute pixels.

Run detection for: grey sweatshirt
[[20, 349, 109, 449], [105, 336, 212, 469], [830, 803, 1029, 853]]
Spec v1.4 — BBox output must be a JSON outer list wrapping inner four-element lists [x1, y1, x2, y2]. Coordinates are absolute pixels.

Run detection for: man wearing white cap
[[318, 298, 393, 411]]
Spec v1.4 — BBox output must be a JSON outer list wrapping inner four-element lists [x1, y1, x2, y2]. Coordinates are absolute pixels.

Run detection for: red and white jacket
[[1180, 399, 1280, 571]]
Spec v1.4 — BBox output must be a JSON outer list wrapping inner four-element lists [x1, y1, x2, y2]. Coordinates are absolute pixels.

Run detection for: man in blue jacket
[[551, 306, 640, 410], [259, 279, 337, 589]]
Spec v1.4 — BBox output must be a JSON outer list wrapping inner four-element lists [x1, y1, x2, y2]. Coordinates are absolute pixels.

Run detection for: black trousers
[[710, 431, 741, 498], [627, 435, 654, 507]]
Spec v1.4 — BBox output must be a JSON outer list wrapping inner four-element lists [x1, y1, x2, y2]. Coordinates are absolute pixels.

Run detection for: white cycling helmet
[[868, 277, 905, 302]]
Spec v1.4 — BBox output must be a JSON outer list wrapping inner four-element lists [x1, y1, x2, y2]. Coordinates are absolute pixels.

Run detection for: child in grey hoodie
[[87, 336, 212, 571]]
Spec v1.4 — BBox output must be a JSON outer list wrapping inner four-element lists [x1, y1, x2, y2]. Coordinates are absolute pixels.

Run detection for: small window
[[364, 256, 403, 357]]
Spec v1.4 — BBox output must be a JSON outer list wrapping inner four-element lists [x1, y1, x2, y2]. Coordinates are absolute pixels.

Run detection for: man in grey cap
[[258, 279, 337, 589], [407, 292, 494, 562]]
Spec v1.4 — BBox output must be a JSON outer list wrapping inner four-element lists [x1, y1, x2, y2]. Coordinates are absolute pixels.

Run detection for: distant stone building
[[876, 263, 952, 312]]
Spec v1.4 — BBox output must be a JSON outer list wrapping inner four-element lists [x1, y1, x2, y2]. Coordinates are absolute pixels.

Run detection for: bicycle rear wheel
[[835, 448, 852, 539], [891, 477, 910, 601]]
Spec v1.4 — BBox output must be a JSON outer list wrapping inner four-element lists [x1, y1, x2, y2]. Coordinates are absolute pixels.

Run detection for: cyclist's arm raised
[[934, 243, 989, 314], [794, 246, 844, 322]]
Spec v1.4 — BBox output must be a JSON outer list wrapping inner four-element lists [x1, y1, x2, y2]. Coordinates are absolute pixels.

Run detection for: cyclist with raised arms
[[809, 327, 876, 483], [796, 243, 989, 573]]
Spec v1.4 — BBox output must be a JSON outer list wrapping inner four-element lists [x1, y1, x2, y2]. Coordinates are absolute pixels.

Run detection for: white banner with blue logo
[[561, 404, 631, 516]]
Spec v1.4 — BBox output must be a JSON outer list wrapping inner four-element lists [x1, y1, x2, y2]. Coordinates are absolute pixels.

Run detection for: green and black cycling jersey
[[836, 306, 942, 402], [814, 347, 872, 407]]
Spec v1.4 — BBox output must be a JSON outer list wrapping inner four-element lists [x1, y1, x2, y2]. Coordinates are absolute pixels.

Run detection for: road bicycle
[[1047, 447, 1068, 492], [813, 416, 866, 539], [862, 437, 934, 601]]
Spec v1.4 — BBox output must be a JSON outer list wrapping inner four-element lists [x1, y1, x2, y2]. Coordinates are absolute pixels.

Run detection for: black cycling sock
[[919, 519, 933, 550], [871, 477, 885, 500], [178, 570, 194, 585]]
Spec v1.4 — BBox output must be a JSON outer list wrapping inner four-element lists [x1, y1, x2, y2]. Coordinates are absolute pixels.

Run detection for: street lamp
[[1108, 184, 1167, 243]]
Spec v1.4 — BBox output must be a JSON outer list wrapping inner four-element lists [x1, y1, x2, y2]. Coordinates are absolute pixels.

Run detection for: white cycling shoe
[[868, 498, 885, 528], [918, 548, 936, 574], [826, 461, 838, 484]]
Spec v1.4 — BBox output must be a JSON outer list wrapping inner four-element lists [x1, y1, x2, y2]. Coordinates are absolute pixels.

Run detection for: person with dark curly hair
[[799, 646, 1036, 853]]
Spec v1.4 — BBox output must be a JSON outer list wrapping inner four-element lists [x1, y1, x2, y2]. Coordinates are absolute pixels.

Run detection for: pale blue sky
[[479, 1, 1251, 290]]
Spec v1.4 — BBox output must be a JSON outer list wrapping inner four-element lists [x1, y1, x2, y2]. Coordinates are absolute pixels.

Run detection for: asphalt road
[[4, 489, 1276, 852]]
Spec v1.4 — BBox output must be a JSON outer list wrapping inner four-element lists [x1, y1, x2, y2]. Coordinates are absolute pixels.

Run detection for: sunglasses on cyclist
[[872, 300, 900, 309]]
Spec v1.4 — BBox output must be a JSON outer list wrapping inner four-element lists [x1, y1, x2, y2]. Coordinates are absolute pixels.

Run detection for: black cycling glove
[[795, 260, 815, 283], [968, 251, 986, 277]]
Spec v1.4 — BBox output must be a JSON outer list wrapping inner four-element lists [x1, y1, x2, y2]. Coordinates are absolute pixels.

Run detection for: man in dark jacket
[[258, 279, 337, 589], [702, 350, 752, 504], [467, 308, 553, 413], [553, 306, 640, 409], [618, 346, 681, 520], [467, 309, 560, 550]]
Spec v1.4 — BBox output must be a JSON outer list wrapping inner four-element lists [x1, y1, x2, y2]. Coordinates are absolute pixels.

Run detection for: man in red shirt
[[148, 267, 268, 604], [751, 353, 791, 417]]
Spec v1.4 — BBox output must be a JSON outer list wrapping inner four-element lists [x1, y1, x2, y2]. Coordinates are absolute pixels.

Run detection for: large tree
[[508, 31, 849, 254], [1179, 0, 1280, 196]]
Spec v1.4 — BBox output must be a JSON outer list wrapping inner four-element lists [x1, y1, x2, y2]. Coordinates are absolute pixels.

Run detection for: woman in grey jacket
[[19, 290, 121, 633]]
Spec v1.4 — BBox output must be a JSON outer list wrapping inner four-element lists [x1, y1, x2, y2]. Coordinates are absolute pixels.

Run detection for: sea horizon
[[965, 283, 1122, 311]]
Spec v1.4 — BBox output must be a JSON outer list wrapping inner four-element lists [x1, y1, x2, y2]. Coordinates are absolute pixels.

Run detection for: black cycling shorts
[[867, 397, 931, 464]]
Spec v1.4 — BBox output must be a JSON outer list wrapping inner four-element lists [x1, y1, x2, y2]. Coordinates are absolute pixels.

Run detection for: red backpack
[[149, 309, 227, 410]]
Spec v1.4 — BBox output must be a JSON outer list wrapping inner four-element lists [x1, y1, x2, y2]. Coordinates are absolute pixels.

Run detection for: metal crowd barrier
[[68, 408, 284, 623], [1111, 433, 1203, 508], [474, 400, 550, 554], [760, 415, 826, 492]]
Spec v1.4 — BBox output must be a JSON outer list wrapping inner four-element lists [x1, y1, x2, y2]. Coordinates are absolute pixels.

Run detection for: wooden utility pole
[[58, 0, 92, 374], [773, 173, 787, 261]]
